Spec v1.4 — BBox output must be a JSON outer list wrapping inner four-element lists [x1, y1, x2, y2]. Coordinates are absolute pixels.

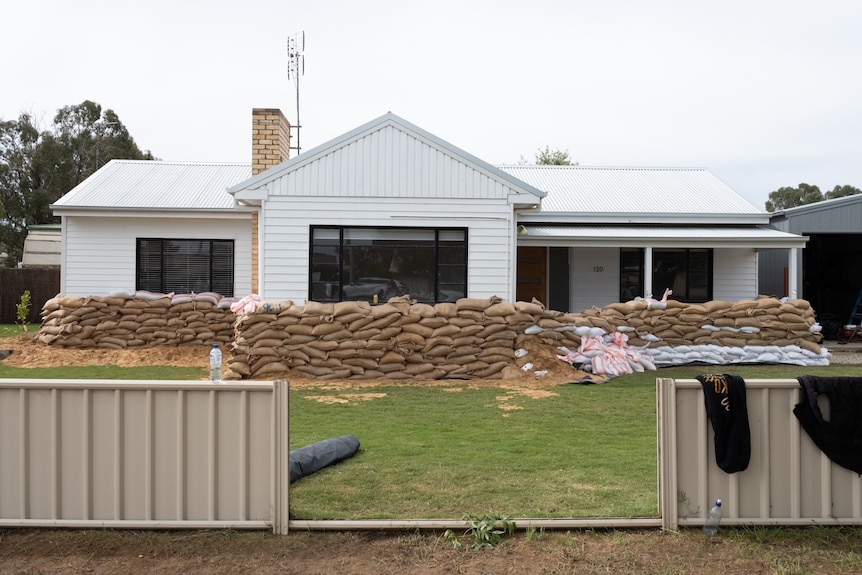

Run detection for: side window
[[136, 239, 234, 296]]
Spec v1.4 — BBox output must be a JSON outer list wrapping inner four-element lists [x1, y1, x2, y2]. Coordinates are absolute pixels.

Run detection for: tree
[[764, 183, 862, 212], [0, 101, 153, 266], [0, 113, 40, 265], [764, 183, 823, 212], [535, 146, 575, 166], [825, 184, 862, 200]]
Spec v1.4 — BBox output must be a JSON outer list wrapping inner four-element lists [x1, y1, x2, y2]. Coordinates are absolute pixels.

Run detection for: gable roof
[[499, 165, 768, 224], [228, 112, 547, 203], [51, 160, 251, 212]]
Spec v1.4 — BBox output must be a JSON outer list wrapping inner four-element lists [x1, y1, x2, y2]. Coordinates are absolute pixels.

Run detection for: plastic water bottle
[[703, 499, 722, 537], [209, 344, 222, 382]]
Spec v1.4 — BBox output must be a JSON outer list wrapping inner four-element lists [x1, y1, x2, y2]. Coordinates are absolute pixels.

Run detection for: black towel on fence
[[794, 376, 862, 475], [696, 374, 751, 473]]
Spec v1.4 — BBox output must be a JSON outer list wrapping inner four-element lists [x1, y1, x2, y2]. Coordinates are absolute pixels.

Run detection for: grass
[[290, 380, 658, 519], [288, 363, 857, 520], [0, 362, 205, 380], [0, 323, 40, 338]]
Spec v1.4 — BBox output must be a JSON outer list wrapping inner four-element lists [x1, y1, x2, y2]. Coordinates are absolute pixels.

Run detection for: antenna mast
[[287, 31, 305, 155]]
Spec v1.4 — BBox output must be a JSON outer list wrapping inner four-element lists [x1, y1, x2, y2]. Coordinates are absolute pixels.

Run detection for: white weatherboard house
[[51, 109, 807, 311]]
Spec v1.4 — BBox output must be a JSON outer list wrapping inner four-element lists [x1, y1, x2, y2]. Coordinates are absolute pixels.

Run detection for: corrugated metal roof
[[52, 160, 251, 210], [498, 166, 764, 215]]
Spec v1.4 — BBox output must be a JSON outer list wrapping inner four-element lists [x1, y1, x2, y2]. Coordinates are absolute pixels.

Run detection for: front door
[[516, 246, 547, 304]]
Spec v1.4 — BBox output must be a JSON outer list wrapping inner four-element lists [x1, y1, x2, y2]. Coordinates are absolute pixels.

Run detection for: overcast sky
[[2, 0, 860, 209]]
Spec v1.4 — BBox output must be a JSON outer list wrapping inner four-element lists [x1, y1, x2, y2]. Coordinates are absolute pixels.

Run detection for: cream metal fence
[[658, 377, 862, 531], [0, 379, 290, 534], [3, 377, 860, 534]]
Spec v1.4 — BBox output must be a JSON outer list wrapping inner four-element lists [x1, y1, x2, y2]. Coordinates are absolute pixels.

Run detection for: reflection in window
[[620, 248, 644, 301], [310, 227, 467, 303]]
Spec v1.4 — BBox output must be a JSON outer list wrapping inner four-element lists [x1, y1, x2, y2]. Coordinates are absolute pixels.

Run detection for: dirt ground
[[3, 334, 861, 574], [2, 524, 861, 575], [0, 333, 606, 389]]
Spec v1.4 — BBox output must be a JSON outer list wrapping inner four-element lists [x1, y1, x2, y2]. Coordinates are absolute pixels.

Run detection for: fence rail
[[0, 379, 290, 534]]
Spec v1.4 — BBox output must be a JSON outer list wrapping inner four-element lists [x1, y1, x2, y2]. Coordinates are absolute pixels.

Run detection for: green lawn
[[288, 363, 856, 520], [1, 328, 855, 520]]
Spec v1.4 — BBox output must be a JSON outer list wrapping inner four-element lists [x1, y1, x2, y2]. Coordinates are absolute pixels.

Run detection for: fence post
[[272, 379, 290, 534], [656, 377, 679, 531]]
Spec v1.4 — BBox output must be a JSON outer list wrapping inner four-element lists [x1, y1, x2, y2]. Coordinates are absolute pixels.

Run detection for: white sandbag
[[588, 327, 607, 339], [109, 288, 136, 299], [574, 326, 593, 337], [627, 356, 645, 372]]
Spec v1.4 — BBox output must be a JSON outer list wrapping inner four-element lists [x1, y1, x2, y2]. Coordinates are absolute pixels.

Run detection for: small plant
[[442, 529, 462, 549], [462, 512, 515, 549], [16, 290, 31, 332], [525, 524, 545, 541]]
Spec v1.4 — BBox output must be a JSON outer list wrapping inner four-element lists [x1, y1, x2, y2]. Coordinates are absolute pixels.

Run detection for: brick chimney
[[252, 108, 290, 175], [250, 108, 290, 294]]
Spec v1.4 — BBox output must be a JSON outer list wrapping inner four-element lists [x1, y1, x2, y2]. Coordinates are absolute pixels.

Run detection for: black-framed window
[[652, 248, 712, 302], [620, 248, 644, 301], [137, 239, 234, 296], [310, 226, 467, 303], [619, 247, 713, 303]]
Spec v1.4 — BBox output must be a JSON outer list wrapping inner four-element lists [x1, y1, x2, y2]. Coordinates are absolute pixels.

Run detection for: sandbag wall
[[593, 297, 827, 368], [34, 293, 827, 377], [228, 295, 826, 380], [36, 293, 236, 348], [229, 297, 542, 380]]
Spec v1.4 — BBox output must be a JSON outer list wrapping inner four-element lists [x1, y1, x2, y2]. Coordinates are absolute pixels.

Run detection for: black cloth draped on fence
[[794, 376, 862, 475], [696, 374, 751, 474]]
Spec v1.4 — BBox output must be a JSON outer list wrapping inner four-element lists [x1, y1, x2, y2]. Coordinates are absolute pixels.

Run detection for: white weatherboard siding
[[565, 247, 757, 313], [258, 125, 531, 202], [60, 216, 252, 297], [570, 247, 621, 312], [712, 248, 757, 301], [258, 196, 516, 302]]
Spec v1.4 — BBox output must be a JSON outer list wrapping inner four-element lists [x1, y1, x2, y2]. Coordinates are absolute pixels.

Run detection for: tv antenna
[[287, 31, 305, 155]]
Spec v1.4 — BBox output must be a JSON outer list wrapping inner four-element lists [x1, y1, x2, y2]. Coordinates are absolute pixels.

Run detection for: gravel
[[827, 352, 862, 365]]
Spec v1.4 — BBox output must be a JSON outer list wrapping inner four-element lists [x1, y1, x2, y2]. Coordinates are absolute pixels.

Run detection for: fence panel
[[0, 379, 289, 532], [0, 267, 60, 324], [658, 378, 862, 530]]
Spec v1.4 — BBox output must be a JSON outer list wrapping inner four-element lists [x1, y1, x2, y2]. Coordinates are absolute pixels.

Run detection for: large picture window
[[310, 227, 467, 303], [137, 239, 234, 296]]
